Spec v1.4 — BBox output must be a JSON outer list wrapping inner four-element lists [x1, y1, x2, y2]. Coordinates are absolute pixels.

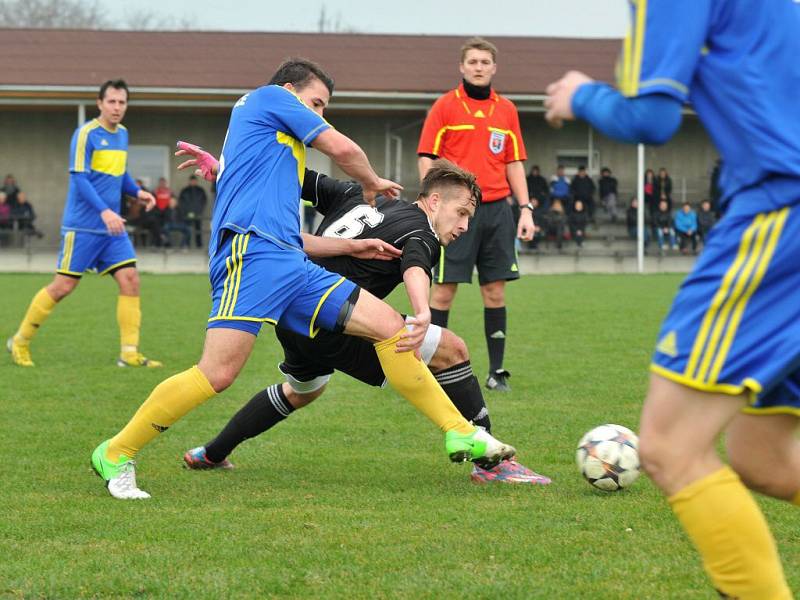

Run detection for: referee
[[418, 37, 534, 392]]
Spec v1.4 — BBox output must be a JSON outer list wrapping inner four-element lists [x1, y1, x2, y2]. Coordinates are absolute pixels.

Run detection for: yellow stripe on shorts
[[60, 231, 76, 272], [226, 233, 250, 317], [217, 234, 239, 318]]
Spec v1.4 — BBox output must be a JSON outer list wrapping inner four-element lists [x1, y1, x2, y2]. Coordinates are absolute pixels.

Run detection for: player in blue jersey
[[91, 59, 517, 500], [545, 1, 800, 597], [7, 80, 161, 369]]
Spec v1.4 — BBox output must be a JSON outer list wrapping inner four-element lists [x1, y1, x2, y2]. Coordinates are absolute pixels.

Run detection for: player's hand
[[397, 310, 430, 358], [350, 238, 402, 261], [137, 189, 157, 212], [362, 177, 403, 206], [544, 70, 594, 128], [175, 141, 219, 182], [517, 208, 535, 241], [101, 208, 126, 236]]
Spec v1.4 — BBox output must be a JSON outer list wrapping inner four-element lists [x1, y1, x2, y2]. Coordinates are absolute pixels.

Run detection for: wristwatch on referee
[[521, 202, 535, 212]]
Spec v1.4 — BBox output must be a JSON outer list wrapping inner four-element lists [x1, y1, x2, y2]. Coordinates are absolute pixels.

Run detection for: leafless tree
[[0, 0, 108, 28]]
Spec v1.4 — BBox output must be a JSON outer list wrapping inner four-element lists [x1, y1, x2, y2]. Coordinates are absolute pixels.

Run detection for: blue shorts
[[56, 230, 136, 277], [652, 184, 800, 416], [207, 230, 358, 337]]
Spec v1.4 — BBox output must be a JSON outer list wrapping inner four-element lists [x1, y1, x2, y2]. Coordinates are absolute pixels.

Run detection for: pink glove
[[175, 141, 219, 182]]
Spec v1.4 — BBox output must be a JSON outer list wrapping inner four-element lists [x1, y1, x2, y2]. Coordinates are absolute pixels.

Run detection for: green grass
[[0, 273, 796, 599]]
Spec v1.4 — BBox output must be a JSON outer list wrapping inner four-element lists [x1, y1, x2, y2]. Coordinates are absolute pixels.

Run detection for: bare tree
[[0, 0, 108, 28]]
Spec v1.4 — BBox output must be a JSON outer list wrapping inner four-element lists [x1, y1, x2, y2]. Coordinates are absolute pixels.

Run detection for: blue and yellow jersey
[[618, 0, 800, 208], [210, 85, 331, 255], [62, 119, 131, 233]]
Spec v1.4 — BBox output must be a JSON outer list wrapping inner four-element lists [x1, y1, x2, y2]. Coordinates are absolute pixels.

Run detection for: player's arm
[[506, 161, 534, 241], [302, 169, 361, 215], [301, 233, 401, 261], [544, 0, 710, 145], [418, 155, 436, 181], [396, 236, 438, 354], [122, 172, 156, 211], [311, 129, 402, 205]]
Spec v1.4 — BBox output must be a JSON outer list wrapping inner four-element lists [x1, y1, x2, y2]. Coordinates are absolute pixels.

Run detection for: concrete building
[[0, 29, 717, 245]]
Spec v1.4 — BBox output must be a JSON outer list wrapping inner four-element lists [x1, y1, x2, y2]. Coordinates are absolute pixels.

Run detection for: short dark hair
[[99, 79, 129, 100], [268, 58, 334, 95], [578, 165, 586, 171], [420, 159, 481, 206], [189, 174, 198, 181]]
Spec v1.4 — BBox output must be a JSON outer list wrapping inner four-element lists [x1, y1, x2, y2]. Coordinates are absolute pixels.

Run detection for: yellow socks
[[669, 466, 791, 600], [374, 329, 474, 434], [117, 295, 141, 355], [793, 490, 800, 507], [15, 287, 56, 344], [106, 366, 216, 461]]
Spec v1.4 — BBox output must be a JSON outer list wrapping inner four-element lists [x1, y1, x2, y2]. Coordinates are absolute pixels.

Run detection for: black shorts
[[433, 198, 519, 285], [275, 326, 385, 388]]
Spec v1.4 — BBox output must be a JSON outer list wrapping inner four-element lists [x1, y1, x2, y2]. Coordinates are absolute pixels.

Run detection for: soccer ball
[[576, 424, 640, 491]]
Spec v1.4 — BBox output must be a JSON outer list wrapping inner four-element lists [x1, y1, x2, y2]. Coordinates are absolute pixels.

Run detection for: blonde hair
[[460, 37, 498, 63], [420, 159, 481, 206]]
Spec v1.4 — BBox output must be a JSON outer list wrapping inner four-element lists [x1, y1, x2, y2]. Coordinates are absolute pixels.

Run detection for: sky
[[106, 0, 628, 38]]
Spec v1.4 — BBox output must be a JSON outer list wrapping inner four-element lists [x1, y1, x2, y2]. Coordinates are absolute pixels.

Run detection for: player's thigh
[[726, 410, 800, 499], [55, 230, 105, 278], [111, 266, 140, 295], [197, 327, 257, 392], [639, 373, 745, 494], [475, 200, 519, 286], [96, 234, 137, 278], [344, 288, 404, 342]]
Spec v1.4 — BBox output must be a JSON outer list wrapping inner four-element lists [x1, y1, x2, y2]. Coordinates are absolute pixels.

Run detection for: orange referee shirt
[[418, 83, 526, 203]]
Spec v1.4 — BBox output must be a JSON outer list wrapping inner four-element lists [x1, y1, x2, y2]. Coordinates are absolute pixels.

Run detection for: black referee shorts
[[433, 198, 520, 285]]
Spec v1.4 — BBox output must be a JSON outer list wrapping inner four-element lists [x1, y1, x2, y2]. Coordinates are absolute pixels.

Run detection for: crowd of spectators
[[526, 163, 720, 254], [121, 174, 209, 249]]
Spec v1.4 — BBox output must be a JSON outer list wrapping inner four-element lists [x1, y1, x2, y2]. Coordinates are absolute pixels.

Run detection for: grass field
[[1, 272, 797, 599]]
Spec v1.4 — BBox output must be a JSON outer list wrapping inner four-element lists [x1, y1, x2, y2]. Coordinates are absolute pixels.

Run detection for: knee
[[116, 269, 140, 295], [431, 284, 456, 308], [428, 330, 469, 372], [638, 433, 675, 485], [481, 283, 505, 307], [285, 383, 326, 410], [728, 445, 791, 499], [47, 278, 78, 301], [203, 366, 238, 393]]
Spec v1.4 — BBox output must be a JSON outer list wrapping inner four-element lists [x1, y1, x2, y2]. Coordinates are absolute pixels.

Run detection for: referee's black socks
[[434, 361, 491, 432], [205, 383, 294, 464], [484, 306, 507, 374]]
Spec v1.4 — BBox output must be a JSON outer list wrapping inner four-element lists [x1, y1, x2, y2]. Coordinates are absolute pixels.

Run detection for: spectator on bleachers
[[178, 174, 208, 248], [527, 196, 546, 250], [12, 191, 43, 238], [626, 197, 651, 246], [644, 168, 657, 219], [550, 165, 571, 207], [129, 179, 163, 247], [0, 192, 12, 242], [697, 199, 716, 245], [655, 167, 673, 212], [570, 165, 595, 219], [568, 199, 588, 249], [526, 165, 550, 209], [674, 201, 698, 255], [154, 177, 173, 213], [654, 199, 677, 252], [2, 174, 19, 207], [162, 195, 191, 249], [598, 167, 619, 222], [545, 197, 567, 250]]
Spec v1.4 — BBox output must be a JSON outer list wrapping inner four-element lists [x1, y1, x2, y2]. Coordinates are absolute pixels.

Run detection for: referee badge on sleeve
[[489, 130, 506, 155]]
